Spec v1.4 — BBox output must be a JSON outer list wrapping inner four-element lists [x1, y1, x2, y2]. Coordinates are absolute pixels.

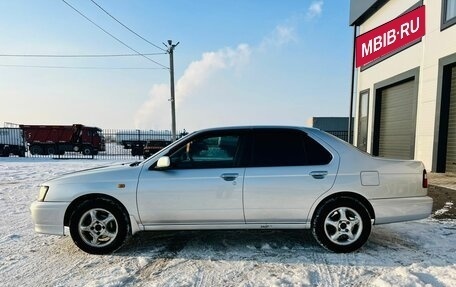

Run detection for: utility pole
[[165, 40, 179, 141]]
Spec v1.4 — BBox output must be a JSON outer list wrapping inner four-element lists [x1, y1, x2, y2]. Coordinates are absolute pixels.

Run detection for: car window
[[304, 135, 332, 165], [251, 129, 332, 167], [252, 130, 306, 167], [169, 134, 241, 169]]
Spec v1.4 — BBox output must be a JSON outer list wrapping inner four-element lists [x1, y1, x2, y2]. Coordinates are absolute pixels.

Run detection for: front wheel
[[312, 197, 371, 253], [69, 198, 130, 254]]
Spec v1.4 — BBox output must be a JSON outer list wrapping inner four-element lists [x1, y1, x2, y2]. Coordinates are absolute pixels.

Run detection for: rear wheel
[[69, 198, 130, 254], [30, 145, 43, 155], [312, 197, 371, 253], [1, 149, 9, 157], [47, 146, 56, 155], [131, 147, 141, 156], [82, 146, 93, 155]]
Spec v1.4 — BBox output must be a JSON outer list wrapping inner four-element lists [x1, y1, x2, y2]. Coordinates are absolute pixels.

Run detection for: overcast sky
[[0, 0, 352, 131]]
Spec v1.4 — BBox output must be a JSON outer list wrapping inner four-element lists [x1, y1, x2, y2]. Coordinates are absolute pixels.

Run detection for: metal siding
[[446, 66, 456, 172], [379, 80, 415, 159], [311, 117, 350, 132]]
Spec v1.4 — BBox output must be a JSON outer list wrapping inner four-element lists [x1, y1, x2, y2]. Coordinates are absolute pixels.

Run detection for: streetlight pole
[[165, 40, 179, 141]]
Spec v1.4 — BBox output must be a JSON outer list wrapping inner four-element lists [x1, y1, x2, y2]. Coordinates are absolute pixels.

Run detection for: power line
[[0, 52, 166, 58], [0, 64, 164, 70], [90, 0, 166, 52], [61, 0, 168, 69]]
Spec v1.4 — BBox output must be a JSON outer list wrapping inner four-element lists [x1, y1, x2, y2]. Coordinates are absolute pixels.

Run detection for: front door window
[[169, 135, 240, 169]]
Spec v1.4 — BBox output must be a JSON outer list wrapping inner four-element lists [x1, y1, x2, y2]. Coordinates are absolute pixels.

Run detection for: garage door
[[446, 66, 456, 173], [378, 80, 416, 160]]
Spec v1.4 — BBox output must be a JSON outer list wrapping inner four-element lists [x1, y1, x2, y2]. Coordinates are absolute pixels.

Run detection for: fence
[[0, 128, 188, 160], [324, 130, 350, 142]]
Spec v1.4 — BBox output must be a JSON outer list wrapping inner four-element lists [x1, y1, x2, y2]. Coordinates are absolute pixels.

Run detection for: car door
[[243, 129, 339, 224], [136, 130, 247, 226]]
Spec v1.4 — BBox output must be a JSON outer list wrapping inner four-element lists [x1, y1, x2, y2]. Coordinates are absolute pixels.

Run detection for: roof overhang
[[349, 0, 389, 26]]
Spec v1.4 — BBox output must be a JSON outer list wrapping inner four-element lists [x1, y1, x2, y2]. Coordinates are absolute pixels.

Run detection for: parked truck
[[115, 130, 174, 156], [0, 128, 26, 157], [20, 124, 106, 156], [142, 140, 172, 159]]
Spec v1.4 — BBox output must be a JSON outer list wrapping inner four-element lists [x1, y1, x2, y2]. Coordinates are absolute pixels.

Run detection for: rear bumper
[[30, 201, 69, 235], [370, 196, 433, 225]]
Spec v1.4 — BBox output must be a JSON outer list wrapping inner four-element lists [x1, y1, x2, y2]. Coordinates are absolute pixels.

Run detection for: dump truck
[[20, 124, 105, 156], [0, 128, 26, 157]]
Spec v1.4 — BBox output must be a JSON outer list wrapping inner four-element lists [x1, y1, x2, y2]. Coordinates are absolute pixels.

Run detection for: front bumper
[[370, 196, 433, 225], [30, 201, 70, 235]]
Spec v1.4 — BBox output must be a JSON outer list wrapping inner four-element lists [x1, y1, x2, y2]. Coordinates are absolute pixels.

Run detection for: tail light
[[422, 169, 428, 188]]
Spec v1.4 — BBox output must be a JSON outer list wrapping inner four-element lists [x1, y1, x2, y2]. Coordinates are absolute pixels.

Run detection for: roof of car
[[195, 125, 321, 133]]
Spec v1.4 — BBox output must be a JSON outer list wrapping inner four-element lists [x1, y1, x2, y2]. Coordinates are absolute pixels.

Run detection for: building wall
[[354, 0, 456, 170]]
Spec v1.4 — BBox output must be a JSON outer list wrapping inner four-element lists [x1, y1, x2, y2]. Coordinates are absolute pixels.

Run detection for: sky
[[0, 0, 353, 131]]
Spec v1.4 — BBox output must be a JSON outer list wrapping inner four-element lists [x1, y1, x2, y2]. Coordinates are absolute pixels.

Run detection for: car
[[30, 126, 433, 254]]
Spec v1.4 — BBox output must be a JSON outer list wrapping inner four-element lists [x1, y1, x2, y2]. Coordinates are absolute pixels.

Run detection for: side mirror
[[156, 156, 171, 169]]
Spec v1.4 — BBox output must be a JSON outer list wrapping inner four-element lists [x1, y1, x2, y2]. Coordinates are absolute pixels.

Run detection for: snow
[[435, 202, 454, 216], [1, 158, 455, 286]]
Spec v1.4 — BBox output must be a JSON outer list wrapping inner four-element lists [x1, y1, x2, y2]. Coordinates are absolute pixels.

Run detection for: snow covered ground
[[0, 158, 455, 287]]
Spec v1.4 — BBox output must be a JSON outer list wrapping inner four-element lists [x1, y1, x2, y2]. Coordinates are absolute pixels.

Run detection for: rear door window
[[250, 129, 332, 167]]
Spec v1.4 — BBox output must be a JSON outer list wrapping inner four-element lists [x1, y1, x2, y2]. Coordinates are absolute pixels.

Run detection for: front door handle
[[221, 173, 239, 181], [309, 171, 328, 179]]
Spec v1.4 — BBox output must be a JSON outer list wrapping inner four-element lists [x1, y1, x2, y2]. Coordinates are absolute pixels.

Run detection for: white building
[[350, 0, 456, 173]]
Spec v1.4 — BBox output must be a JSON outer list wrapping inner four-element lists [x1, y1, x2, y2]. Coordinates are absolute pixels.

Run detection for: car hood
[[44, 162, 143, 185]]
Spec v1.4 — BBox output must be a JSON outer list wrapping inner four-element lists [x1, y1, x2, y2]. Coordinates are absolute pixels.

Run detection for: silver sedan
[[31, 126, 432, 254]]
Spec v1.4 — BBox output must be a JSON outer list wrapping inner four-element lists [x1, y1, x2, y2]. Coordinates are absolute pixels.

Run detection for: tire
[[69, 198, 130, 254], [1, 146, 9, 157], [312, 196, 371, 253], [131, 148, 140, 156], [30, 145, 43, 155], [47, 146, 56, 155], [82, 147, 93, 156]]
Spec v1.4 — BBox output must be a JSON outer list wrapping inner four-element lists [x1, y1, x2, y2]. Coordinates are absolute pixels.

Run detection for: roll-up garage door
[[446, 66, 456, 173], [378, 80, 416, 160]]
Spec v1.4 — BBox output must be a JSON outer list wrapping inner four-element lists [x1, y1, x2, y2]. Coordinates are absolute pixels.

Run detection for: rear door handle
[[221, 173, 239, 181], [309, 171, 328, 179]]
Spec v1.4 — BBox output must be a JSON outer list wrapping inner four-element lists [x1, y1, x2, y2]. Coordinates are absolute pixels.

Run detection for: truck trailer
[[20, 124, 105, 156], [0, 128, 26, 157], [115, 130, 173, 156]]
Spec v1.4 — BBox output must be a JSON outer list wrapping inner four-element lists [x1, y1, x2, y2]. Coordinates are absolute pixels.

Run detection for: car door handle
[[221, 173, 239, 181], [309, 171, 328, 179]]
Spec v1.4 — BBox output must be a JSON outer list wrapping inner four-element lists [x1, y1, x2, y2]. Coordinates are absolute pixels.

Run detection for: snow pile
[[0, 158, 455, 286], [435, 202, 454, 216]]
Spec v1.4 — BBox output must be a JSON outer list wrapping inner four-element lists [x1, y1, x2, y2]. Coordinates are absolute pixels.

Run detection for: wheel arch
[[310, 192, 376, 227], [64, 193, 131, 231]]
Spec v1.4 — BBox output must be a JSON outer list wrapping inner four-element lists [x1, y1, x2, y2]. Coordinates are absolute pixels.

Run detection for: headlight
[[38, 186, 49, 201]]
